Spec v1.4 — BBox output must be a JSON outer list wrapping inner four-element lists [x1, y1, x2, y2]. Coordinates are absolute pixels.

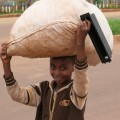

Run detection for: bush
[[108, 18, 120, 35]]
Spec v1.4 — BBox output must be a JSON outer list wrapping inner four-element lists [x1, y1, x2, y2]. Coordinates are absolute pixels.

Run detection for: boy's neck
[[54, 78, 72, 91]]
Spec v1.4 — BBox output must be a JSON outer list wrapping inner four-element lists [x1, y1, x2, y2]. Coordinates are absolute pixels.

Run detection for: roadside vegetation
[[0, 9, 22, 15], [108, 18, 120, 35]]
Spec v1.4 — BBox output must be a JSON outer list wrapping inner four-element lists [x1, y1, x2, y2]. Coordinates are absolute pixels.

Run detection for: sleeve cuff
[[74, 56, 88, 70], [3, 73, 16, 86]]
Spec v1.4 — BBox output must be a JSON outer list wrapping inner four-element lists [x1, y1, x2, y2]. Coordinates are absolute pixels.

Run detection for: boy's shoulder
[[39, 80, 50, 90], [40, 80, 49, 86]]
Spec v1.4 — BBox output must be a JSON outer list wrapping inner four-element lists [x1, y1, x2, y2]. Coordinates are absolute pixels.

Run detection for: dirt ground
[[0, 11, 120, 120], [104, 11, 120, 18]]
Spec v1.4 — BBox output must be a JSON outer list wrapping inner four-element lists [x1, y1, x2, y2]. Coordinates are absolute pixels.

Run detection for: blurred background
[[0, 0, 120, 14]]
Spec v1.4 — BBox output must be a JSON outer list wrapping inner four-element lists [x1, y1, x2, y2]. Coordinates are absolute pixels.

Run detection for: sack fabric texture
[[7, 0, 113, 66]]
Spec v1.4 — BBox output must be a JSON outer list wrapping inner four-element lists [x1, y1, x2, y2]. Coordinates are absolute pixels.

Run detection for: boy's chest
[[41, 88, 71, 119], [37, 84, 85, 120]]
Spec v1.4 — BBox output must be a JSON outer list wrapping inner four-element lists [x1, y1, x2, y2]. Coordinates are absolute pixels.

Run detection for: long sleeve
[[70, 57, 89, 110], [3, 74, 41, 107]]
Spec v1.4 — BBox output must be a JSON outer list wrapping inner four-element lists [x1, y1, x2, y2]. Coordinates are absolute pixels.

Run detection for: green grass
[[0, 8, 23, 15], [108, 18, 120, 35]]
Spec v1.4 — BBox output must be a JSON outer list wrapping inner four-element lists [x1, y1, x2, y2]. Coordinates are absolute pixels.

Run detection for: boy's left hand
[[76, 19, 91, 45], [76, 19, 91, 61]]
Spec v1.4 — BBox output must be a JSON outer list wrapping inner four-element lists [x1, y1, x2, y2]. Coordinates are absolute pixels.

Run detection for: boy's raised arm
[[71, 20, 91, 109], [0, 44, 41, 107]]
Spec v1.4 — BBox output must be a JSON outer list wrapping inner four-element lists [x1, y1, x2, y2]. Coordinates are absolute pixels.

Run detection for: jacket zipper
[[49, 92, 57, 120]]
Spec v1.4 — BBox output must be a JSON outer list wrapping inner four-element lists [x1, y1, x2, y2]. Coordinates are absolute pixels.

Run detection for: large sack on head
[[7, 0, 113, 66]]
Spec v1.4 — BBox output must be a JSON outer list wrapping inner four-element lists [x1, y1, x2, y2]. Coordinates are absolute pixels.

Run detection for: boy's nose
[[54, 69, 61, 75]]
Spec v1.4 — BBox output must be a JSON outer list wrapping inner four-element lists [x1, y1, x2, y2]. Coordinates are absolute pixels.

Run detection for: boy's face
[[50, 57, 74, 85]]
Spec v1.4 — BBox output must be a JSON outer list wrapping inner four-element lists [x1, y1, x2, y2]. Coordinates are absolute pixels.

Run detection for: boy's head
[[50, 56, 75, 85]]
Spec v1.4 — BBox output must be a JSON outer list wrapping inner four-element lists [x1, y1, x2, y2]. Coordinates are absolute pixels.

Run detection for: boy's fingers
[[80, 21, 89, 32], [1, 43, 8, 46], [1, 56, 7, 60], [1, 43, 8, 53], [1, 48, 7, 56], [1, 43, 8, 51], [85, 19, 91, 30], [77, 20, 91, 34], [0, 51, 7, 59], [0, 46, 8, 60], [0, 52, 7, 59]]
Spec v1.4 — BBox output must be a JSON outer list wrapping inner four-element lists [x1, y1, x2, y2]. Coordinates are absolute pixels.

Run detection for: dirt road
[[104, 11, 120, 18], [0, 12, 120, 120]]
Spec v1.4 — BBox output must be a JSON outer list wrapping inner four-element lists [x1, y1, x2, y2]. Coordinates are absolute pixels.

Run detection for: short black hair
[[50, 55, 76, 64]]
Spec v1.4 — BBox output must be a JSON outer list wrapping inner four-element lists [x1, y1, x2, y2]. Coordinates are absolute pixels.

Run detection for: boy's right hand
[[0, 43, 12, 64]]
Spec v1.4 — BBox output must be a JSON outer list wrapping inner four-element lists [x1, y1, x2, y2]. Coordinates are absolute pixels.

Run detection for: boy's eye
[[50, 64, 67, 71], [60, 66, 67, 71], [50, 65, 56, 70]]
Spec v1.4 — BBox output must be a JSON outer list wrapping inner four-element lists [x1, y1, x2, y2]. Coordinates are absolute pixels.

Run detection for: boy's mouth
[[54, 76, 63, 79], [53, 75, 64, 80]]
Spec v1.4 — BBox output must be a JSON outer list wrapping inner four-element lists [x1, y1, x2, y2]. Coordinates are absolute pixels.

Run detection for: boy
[[0, 20, 91, 120]]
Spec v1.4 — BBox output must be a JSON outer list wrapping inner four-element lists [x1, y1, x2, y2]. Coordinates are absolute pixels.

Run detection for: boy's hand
[[0, 43, 12, 78], [76, 20, 91, 61], [76, 19, 91, 45], [0, 43, 12, 64]]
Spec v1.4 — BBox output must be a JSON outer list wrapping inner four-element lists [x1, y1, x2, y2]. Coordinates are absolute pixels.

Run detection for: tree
[[18, 0, 26, 4]]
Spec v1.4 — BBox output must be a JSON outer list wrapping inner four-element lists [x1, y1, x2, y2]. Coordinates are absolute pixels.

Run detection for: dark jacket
[[36, 80, 86, 120]]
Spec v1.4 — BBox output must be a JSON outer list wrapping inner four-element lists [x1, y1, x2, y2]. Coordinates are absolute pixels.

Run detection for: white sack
[[7, 0, 113, 66]]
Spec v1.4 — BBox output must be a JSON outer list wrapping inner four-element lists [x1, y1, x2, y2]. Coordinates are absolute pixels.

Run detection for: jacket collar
[[49, 79, 73, 93]]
